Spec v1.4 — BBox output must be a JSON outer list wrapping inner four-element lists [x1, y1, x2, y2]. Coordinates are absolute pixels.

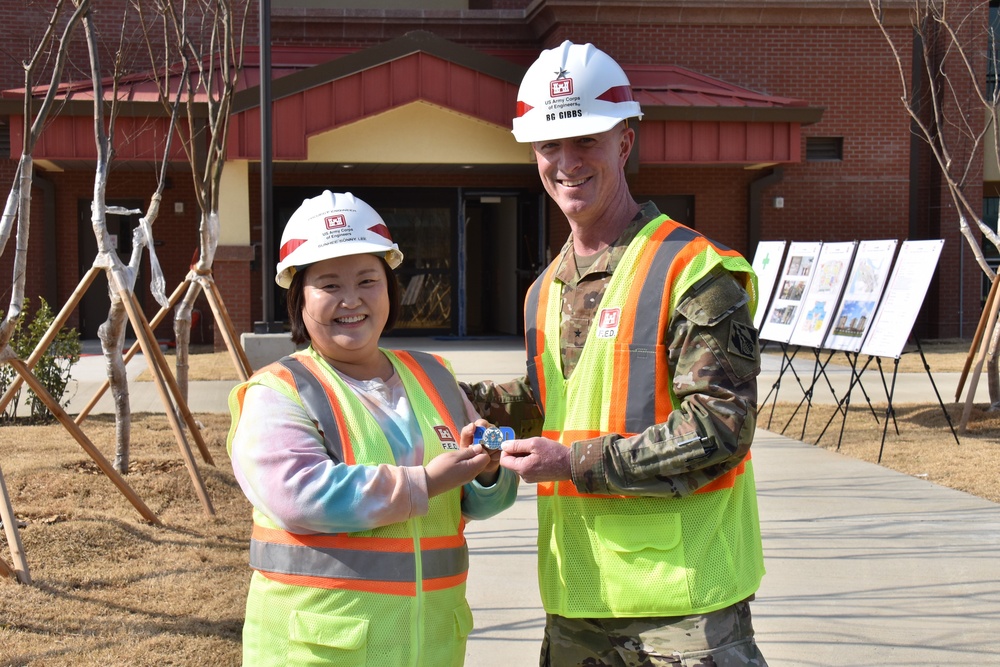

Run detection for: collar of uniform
[[553, 201, 662, 285]]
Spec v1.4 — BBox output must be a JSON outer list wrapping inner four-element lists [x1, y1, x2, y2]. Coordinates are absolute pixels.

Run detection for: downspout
[[34, 170, 58, 306], [748, 166, 783, 254]]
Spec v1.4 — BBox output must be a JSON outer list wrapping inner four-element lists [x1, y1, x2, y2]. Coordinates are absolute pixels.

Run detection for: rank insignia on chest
[[434, 425, 459, 450]]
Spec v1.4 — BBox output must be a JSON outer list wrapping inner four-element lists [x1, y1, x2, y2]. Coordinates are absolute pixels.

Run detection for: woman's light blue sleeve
[[460, 467, 518, 520]]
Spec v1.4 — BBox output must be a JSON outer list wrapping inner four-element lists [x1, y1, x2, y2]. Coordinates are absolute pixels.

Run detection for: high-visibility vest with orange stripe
[[233, 349, 473, 666], [523, 214, 766, 618]]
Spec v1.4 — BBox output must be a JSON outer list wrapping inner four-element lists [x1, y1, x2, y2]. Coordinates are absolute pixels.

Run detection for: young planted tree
[[870, 0, 1000, 411], [0, 0, 163, 579], [136, 0, 253, 401]]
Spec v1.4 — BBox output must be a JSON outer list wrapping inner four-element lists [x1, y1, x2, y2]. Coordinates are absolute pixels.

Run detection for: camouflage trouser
[[539, 601, 767, 667]]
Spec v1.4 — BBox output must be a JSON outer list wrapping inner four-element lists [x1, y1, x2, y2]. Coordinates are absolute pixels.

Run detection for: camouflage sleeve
[[571, 267, 760, 497], [460, 377, 544, 439]]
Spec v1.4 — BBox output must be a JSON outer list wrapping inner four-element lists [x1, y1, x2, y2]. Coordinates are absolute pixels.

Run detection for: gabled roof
[[2, 30, 822, 165], [629, 66, 822, 124]]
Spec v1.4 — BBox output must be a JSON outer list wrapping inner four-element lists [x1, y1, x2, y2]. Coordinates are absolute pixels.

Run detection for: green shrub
[[0, 298, 81, 423]]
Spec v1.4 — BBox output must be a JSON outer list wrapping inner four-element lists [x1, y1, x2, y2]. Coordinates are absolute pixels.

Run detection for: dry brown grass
[[0, 412, 247, 666], [760, 339, 1000, 503], [135, 345, 243, 382], [2, 341, 999, 665], [761, 401, 1000, 504]]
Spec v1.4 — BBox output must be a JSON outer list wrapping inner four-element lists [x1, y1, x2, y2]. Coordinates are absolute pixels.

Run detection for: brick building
[[0, 0, 990, 347]]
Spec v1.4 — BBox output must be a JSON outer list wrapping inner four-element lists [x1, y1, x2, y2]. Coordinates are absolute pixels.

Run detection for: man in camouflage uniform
[[463, 41, 767, 667]]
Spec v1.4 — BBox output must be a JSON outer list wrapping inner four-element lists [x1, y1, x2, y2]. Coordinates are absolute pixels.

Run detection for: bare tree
[[86, 3, 175, 473], [870, 0, 1000, 408], [135, 0, 253, 401], [77, 4, 216, 510], [0, 1, 166, 579], [0, 1, 89, 355]]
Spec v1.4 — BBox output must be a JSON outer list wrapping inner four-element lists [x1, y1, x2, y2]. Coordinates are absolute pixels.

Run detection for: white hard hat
[[512, 41, 642, 143], [275, 191, 403, 288]]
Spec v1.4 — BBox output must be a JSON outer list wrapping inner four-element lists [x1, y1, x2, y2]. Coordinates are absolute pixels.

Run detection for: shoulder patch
[[729, 321, 758, 360]]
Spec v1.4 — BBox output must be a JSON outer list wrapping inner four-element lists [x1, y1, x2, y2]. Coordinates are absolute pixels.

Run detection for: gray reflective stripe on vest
[[524, 273, 545, 414], [251, 540, 469, 582], [276, 356, 345, 464], [624, 225, 699, 433], [402, 350, 467, 428]]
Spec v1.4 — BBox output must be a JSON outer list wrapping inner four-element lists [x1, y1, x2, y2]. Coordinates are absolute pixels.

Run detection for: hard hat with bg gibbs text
[[275, 191, 403, 288], [511, 41, 642, 144]]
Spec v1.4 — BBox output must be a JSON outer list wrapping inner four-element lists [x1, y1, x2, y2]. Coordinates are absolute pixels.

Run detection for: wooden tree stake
[[8, 358, 161, 525], [0, 462, 31, 583], [74, 279, 190, 424], [200, 274, 253, 380], [118, 288, 216, 516], [956, 274, 999, 401], [0, 266, 100, 415], [959, 280, 1000, 432]]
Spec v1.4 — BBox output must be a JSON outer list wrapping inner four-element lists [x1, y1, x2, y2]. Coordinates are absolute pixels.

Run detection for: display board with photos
[[750, 240, 788, 331], [788, 241, 857, 350], [759, 241, 823, 344], [825, 239, 899, 353], [860, 239, 945, 359]]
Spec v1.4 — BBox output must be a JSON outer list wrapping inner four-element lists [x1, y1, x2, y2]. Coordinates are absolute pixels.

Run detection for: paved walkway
[[57, 338, 1000, 665]]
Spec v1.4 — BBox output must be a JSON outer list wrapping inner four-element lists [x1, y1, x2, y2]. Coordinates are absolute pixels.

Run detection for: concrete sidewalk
[[464, 431, 1000, 666], [62, 337, 1000, 665]]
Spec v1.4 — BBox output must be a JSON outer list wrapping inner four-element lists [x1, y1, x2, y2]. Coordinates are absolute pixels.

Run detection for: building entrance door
[[461, 192, 542, 337]]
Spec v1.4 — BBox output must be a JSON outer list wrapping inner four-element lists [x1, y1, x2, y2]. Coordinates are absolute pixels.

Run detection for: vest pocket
[[593, 513, 692, 614], [454, 599, 474, 639], [287, 610, 368, 666]]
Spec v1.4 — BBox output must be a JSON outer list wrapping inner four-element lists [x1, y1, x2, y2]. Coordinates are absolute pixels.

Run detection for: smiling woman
[[224, 190, 518, 666]]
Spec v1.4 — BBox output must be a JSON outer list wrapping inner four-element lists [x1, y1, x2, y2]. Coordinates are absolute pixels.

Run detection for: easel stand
[[779, 347, 845, 440], [758, 342, 809, 428], [814, 351, 881, 450], [875, 338, 959, 463]]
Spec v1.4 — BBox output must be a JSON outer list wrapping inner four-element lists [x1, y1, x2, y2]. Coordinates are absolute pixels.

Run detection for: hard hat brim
[[275, 241, 404, 288], [512, 109, 641, 143]]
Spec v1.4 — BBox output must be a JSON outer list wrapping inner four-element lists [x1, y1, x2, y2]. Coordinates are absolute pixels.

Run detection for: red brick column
[[211, 244, 254, 351]]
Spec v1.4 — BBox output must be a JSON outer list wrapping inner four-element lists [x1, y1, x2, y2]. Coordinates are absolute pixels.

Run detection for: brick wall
[[2, 2, 991, 339]]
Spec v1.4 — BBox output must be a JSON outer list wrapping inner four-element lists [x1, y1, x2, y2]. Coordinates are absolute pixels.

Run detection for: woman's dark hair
[[286, 255, 401, 345]]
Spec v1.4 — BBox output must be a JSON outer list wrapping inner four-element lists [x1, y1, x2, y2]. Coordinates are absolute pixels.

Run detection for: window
[[806, 137, 843, 162]]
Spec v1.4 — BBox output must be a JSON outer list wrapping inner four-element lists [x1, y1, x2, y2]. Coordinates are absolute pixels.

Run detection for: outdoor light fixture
[[773, 196, 785, 209]]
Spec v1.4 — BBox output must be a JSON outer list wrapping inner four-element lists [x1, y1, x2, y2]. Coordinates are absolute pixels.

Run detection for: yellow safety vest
[[524, 215, 765, 618], [230, 349, 473, 666]]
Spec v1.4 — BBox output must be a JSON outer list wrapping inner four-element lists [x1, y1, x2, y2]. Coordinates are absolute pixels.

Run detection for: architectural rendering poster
[[759, 241, 822, 344], [825, 239, 898, 353], [751, 240, 788, 330], [861, 239, 945, 359], [789, 241, 857, 349]]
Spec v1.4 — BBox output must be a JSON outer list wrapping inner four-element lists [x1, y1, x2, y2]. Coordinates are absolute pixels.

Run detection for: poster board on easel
[[759, 241, 823, 344], [788, 241, 856, 350], [861, 239, 945, 359], [825, 239, 898, 353], [751, 241, 788, 331]]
